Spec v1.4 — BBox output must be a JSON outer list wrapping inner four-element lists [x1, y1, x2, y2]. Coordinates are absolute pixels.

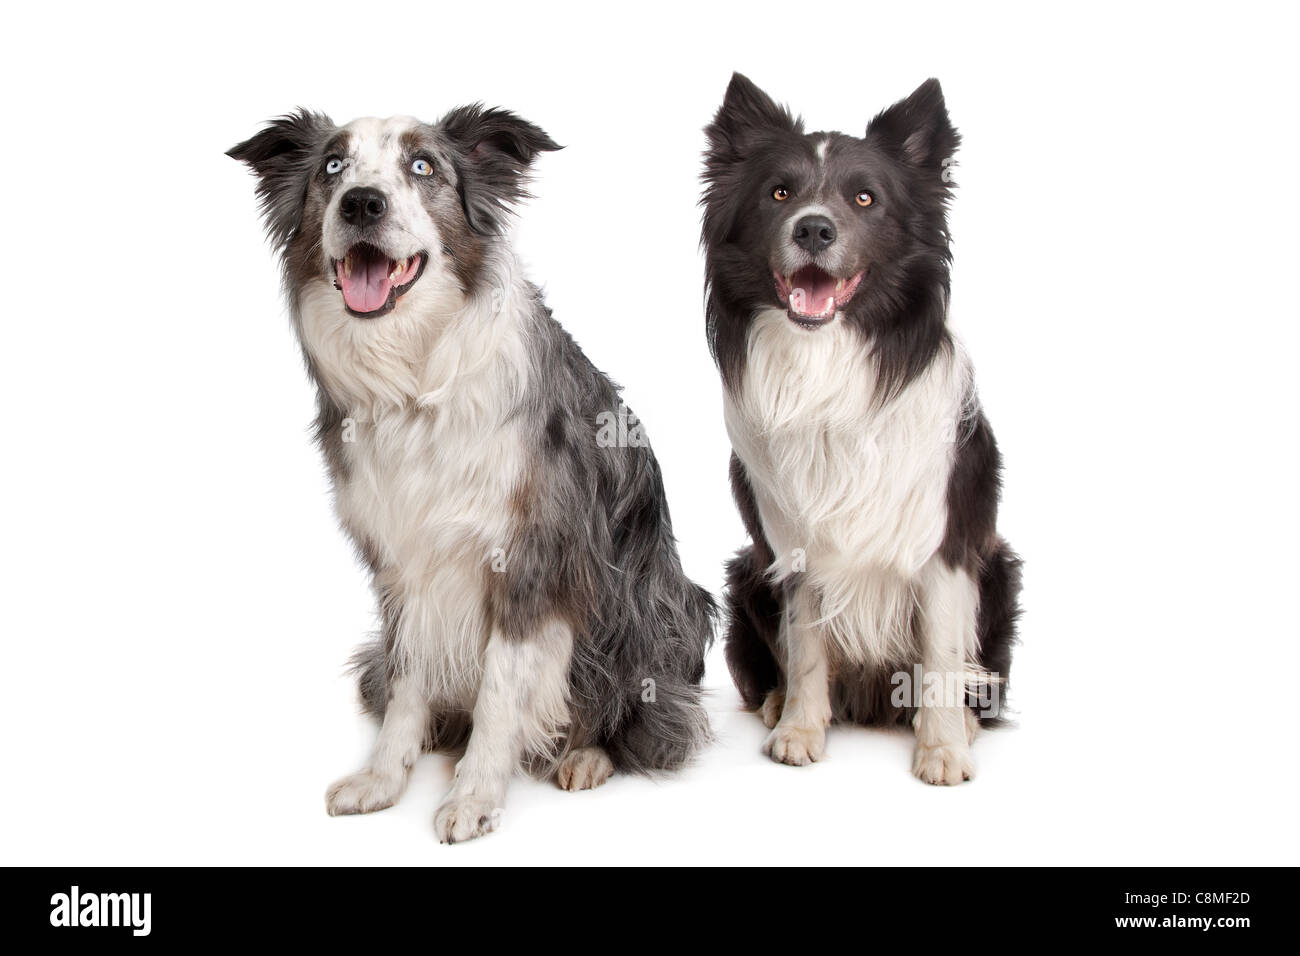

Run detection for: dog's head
[[229, 107, 559, 320], [702, 74, 959, 334]]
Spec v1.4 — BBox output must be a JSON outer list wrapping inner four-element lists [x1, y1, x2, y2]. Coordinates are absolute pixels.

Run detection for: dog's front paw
[[759, 689, 785, 729], [762, 722, 825, 766], [912, 743, 975, 786], [556, 747, 615, 791], [325, 769, 404, 815], [433, 793, 501, 844]]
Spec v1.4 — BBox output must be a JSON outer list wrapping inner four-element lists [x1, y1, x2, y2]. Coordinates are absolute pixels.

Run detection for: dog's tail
[[601, 673, 711, 774], [722, 544, 783, 711], [351, 640, 389, 719], [974, 536, 1023, 724], [585, 576, 717, 775]]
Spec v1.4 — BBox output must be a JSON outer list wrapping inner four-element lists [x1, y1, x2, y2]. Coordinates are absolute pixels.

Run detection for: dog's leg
[[762, 584, 831, 765], [434, 621, 573, 843], [912, 558, 979, 785], [326, 673, 429, 815]]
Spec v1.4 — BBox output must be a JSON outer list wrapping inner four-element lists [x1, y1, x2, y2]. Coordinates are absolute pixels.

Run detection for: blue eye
[[411, 158, 433, 177], [324, 157, 344, 175]]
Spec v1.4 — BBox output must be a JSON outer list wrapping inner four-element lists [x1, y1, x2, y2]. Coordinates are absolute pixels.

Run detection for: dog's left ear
[[439, 105, 562, 235], [867, 79, 960, 175], [228, 109, 335, 249]]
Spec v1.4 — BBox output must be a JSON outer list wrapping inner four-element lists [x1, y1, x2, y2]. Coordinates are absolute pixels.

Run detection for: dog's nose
[[792, 215, 837, 254], [339, 187, 388, 227]]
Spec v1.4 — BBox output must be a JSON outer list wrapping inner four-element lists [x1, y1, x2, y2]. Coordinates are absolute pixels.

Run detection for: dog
[[700, 74, 1022, 784], [228, 106, 714, 842]]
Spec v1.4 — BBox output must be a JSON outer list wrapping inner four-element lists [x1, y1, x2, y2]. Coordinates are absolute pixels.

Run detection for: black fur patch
[[941, 404, 1003, 572]]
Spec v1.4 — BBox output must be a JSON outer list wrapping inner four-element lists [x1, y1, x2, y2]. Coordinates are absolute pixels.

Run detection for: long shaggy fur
[[701, 74, 1022, 768], [230, 104, 714, 820]]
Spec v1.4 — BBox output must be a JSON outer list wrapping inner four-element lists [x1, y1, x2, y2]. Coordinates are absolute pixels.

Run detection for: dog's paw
[[325, 769, 404, 816], [556, 747, 615, 791], [912, 743, 975, 786], [759, 690, 785, 729], [433, 793, 501, 844], [762, 722, 825, 766]]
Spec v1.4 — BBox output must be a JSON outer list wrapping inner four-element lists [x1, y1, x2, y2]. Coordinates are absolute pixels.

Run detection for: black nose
[[339, 187, 388, 227], [792, 215, 836, 254]]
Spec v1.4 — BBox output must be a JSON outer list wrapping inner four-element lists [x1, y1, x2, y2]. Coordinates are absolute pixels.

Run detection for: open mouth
[[332, 243, 427, 318], [773, 265, 865, 329]]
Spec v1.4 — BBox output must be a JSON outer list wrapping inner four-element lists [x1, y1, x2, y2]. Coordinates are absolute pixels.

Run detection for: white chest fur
[[335, 401, 524, 703], [298, 261, 533, 704], [723, 309, 971, 663]]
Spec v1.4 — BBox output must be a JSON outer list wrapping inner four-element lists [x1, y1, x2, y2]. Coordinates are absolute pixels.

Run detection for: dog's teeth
[[835, 279, 845, 292], [390, 259, 406, 281], [343, 254, 352, 279]]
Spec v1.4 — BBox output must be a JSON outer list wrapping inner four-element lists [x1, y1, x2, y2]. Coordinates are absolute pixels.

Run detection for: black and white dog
[[701, 75, 1021, 784], [229, 107, 713, 842]]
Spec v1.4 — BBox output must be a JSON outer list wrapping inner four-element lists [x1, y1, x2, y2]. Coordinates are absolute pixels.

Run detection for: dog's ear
[[866, 79, 960, 176], [705, 72, 799, 165], [227, 109, 335, 248], [439, 104, 562, 235]]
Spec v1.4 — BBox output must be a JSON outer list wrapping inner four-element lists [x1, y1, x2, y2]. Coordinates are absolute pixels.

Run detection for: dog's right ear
[[228, 110, 335, 249], [704, 73, 799, 166]]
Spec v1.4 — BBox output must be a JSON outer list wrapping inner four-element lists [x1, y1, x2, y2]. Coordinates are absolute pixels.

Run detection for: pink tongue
[[339, 256, 392, 313], [791, 270, 837, 315]]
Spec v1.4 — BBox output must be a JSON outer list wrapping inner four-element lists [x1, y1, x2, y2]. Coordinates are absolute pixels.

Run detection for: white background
[[2, 0, 1297, 866]]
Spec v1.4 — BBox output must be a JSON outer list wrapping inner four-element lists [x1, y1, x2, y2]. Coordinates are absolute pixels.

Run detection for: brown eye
[[856, 190, 873, 207], [773, 186, 790, 201]]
